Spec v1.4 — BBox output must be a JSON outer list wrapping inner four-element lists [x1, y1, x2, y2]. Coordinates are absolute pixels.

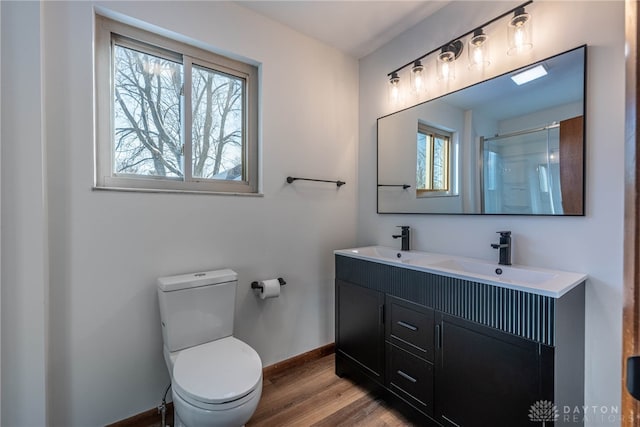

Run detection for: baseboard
[[262, 342, 335, 379], [108, 343, 335, 426]]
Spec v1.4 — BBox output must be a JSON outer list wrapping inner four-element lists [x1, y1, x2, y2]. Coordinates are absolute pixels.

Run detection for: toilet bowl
[[157, 269, 263, 427], [166, 337, 262, 427]]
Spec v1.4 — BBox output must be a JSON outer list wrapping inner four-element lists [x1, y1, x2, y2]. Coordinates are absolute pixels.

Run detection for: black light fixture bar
[[387, 0, 533, 77]]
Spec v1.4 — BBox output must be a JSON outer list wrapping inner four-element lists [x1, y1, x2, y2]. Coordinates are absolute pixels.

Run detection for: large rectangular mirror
[[377, 45, 586, 215]]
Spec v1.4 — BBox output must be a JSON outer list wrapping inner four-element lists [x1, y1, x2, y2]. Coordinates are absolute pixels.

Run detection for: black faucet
[[393, 226, 411, 251], [491, 231, 512, 265]]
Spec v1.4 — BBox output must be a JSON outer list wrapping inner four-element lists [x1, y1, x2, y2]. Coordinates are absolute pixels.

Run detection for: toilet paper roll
[[259, 279, 281, 299]]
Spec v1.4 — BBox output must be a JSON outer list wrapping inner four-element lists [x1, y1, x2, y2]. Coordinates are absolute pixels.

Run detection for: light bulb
[[468, 29, 489, 69], [390, 85, 399, 100], [473, 47, 483, 64], [437, 48, 456, 81], [415, 75, 423, 90], [410, 60, 426, 95], [515, 26, 524, 48], [507, 7, 532, 56], [388, 72, 401, 104], [437, 41, 461, 81], [441, 62, 450, 79]]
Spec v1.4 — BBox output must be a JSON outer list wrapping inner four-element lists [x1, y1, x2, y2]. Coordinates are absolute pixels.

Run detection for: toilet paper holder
[[251, 278, 286, 292]]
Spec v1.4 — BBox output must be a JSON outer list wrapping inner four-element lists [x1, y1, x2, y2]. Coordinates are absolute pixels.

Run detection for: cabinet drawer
[[387, 297, 434, 360], [387, 343, 433, 415]]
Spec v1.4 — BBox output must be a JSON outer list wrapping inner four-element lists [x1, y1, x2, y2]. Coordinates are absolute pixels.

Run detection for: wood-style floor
[[137, 353, 415, 427], [248, 354, 414, 427]]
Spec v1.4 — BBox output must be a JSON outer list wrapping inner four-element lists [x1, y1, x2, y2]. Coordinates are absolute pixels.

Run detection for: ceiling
[[235, 1, 449, 59], [443, 47, 585, 123]]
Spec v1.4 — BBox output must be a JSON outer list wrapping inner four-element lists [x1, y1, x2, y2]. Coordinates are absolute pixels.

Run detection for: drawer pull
[[441, 415, 462, 427], [397, 320, 418, 331], [397, 370, 417, 383]]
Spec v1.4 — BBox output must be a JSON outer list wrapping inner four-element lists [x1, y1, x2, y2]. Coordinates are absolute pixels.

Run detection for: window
[[416, 123, 451, 193], [95, 16, 259, 194]]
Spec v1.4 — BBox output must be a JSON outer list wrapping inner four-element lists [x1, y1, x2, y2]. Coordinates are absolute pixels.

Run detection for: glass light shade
[[507, 8, 532, 56], [468, 30, 490, 69], [388, 72, 401, 104], [437, 50, 456, 81], [410, 61, 426, 95]]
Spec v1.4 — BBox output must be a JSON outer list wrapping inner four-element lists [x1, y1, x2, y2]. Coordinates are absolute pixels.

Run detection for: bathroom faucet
[[393, 226, 411, 251], [491, 231, 512, 265]]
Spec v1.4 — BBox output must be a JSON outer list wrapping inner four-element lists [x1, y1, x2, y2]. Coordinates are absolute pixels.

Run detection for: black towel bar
[[378, 184, 411, 189], [286, 176, 345, 187]]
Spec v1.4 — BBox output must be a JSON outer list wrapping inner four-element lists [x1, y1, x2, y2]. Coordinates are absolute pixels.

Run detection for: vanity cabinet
[[335, 254, 585, 427]]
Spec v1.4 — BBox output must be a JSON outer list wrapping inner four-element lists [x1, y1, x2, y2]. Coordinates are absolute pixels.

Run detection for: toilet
[[157, 269, 263, 427]]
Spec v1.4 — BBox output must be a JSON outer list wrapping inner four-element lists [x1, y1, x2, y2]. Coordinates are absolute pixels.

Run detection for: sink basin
[[335, 245, 587, 297], [430, 259, 556, 285], [343, 246, 424, 262]]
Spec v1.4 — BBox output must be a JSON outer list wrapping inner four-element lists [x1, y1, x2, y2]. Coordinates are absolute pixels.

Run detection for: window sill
[[92, 186, 264, 197], [416, 191, 459, 199]]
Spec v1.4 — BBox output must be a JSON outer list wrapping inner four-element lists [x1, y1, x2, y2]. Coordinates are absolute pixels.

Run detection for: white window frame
[[95, 15, 259, 194]]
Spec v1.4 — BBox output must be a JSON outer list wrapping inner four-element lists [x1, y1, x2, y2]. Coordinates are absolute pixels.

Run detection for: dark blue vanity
[[335, 248, 586, 427]]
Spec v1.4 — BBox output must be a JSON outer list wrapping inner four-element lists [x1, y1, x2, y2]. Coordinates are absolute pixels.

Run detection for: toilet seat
[[172, 336, 262, 409]]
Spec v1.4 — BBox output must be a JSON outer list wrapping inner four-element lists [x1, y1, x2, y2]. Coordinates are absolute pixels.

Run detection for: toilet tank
[[157, 269, 237, 352]]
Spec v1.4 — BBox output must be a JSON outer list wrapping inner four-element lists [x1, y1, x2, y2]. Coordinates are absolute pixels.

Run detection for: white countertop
[[335, 246, 587, 298]]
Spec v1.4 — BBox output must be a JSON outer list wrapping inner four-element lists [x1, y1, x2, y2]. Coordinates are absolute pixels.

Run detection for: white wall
[[0, 0, 4, 423], [1, 1, 49, 426], [2, 1, 358, 425], [359, 1, 624, 424]]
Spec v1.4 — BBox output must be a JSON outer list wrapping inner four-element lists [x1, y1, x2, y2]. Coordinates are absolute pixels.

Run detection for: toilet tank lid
[[157, 269, 237, 292]]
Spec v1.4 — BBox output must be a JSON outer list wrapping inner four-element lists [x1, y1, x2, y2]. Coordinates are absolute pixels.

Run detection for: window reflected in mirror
[[416, 124, 451, 194]]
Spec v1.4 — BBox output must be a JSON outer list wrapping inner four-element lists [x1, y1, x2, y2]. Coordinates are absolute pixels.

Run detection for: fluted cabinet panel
[[336, 255, 557, 346]]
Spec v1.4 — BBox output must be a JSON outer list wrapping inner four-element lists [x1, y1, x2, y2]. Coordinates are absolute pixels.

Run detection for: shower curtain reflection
[[482, 125, 562, 215]]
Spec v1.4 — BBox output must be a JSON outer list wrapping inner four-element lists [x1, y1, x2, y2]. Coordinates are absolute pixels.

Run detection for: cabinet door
[[435, 313, 551, 427], [336, 279, 385, 379]]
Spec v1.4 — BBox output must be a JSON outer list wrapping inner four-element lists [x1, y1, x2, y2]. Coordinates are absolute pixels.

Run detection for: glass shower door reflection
[[482, 125, 562, 215]]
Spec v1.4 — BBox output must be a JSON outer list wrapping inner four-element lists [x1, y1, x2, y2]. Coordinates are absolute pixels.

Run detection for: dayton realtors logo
[[528, 400, 559, 426], [529, 401, 621, 424]]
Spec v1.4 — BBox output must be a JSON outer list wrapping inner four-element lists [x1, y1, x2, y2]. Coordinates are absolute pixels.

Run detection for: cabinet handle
[[397, 370, 417, 383], [397, 320, 418, 331], [441, 415, 462, 427], [436, 324, 441, 349], [379, 305, 384, 325]]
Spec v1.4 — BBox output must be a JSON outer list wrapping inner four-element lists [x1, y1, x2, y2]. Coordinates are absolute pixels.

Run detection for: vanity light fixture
[[510, 64, 547, 85], [410, 60, 426, 94], [385, 1, 533, 105], [507, 6, 533, 55], [468, 28, 490, 69], [437, 41, 463, 81]]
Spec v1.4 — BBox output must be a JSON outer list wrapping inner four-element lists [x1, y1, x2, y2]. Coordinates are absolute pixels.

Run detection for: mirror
[[377, 45, 586, 215]]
